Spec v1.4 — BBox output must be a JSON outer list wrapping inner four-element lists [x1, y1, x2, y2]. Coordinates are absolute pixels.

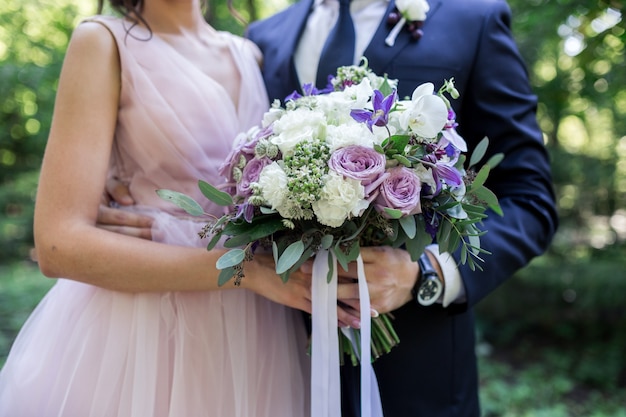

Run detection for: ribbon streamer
[[311, 250, 384, 417]]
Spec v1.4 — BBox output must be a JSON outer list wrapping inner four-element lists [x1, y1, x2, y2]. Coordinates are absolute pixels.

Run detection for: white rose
[[258, 162, 288, 210], [326, 122, 377, 151], [396, 0, 430, 21], [312, 171, 369, 228], [271, 108, 326, 155]]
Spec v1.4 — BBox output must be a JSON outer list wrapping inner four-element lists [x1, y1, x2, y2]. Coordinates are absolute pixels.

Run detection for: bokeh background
[[1, 0, 625, 415]]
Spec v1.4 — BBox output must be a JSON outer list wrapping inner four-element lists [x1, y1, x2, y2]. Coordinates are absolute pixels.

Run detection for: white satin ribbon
[[311, 250, 384, 417]]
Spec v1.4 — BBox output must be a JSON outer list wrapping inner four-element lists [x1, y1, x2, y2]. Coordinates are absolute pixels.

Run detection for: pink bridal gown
[[0, 16, 310, 417]]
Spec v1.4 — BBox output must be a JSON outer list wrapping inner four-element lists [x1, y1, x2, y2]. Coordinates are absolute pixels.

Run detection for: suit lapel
[[275, 0, 314, 96], [363, 0, 442, 75]]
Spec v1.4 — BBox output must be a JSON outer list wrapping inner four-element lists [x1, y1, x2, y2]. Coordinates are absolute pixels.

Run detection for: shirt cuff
[[425, 244, 466, 307]]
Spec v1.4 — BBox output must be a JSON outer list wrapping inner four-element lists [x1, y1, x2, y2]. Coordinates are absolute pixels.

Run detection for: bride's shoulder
[[222, 32, 263, 66]]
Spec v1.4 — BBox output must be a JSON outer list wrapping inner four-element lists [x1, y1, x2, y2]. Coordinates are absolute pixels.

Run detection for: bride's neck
[[142, 0, 209, 36]]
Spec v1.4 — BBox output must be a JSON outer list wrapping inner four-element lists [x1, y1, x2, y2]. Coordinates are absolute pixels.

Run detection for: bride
[[0, 1, 358, 415]]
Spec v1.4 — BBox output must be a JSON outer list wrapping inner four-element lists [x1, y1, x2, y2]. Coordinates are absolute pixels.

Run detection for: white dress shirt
[[294, 0, 466, 306]]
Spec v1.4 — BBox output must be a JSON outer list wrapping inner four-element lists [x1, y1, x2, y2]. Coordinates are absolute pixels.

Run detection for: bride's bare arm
[[34, 22, 225, 292]]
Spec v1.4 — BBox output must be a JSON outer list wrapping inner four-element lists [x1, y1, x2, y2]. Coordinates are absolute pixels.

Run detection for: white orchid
[[398, 83, 449, 138]]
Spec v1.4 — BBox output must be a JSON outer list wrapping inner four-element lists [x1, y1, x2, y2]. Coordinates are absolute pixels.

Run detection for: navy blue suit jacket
[[248, 1, 558, 415]]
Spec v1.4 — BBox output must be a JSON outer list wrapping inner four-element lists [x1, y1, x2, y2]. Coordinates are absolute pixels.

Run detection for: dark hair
[[97, 0, 149, 37]]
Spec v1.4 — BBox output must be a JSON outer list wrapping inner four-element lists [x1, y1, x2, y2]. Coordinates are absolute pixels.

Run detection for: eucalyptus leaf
[[327, 251, 335, 283], [223, 234, 252, 248], [217, 266, 236, 286], [405, 220, 431, 262], [156, 189, 204, 217], [486, 152, 504, 169], [471, 164, 490, 189], [216, 249, 245, 269], [276, 240, 305, 274], [334, 245, 349, 272], [473, 186, 503, 216], [321, 234, 334, 250], [399, 215, 416, 239], [260, 206, 277, 214], [437, 220, 453, 252], [469, 137, 489, 168], [198, 180, 233, 206], [383, 207, 403, 219], [206, 232, 223, 251]]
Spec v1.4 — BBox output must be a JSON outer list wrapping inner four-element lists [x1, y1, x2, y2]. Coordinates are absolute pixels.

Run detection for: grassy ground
[[1, 261, 625, 415]]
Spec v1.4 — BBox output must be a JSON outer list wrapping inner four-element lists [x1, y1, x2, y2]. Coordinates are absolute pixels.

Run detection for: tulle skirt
[[0, 209, 311, 417]]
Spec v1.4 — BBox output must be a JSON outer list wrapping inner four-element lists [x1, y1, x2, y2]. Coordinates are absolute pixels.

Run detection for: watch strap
[[412, 252, 443, 305]]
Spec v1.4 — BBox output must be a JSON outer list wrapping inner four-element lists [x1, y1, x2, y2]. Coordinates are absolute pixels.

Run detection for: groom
[[246, 0, 557, 416]]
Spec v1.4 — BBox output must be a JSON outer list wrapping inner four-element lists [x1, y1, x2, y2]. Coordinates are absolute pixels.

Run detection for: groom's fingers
[[105, 177, 135, 206], [96, 205, 154, 240]]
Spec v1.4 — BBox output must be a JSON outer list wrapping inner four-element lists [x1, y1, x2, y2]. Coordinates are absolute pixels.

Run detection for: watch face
[[417, 276, 443, 306]]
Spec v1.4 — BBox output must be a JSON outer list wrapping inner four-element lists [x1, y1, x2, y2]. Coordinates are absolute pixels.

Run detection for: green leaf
[[388, 135, 410, 153], [217, 266, 236, 286], [399, 215, 416, 239], [437, 220, 453, 252], [469, 137, 489, 168], [223, 217, 285, 241], [276, 240, 305, 274], [198, 180, 233, 206], [471, 164, 491, 189], [327, 251, 334, 283], [405, 226, 431, 262], [393, 154, 411, 167], [379, 77, 394, 97], [334, 244, 349, 272], [383, 207, 403, 219], [473, 185, 503, 216], [216, 249, 245, 269], [486, 152, 504, 169], [321, 234, 334, 250], [260, 206, 277, 214], [206, 231, 223, 251], [223, 234, 252, 248], [156, 189, 204, 216], [346, 241, 361, 263]]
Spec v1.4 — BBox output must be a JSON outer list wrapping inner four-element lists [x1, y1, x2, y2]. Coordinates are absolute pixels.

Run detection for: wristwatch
[[413, 252, 443, 306]]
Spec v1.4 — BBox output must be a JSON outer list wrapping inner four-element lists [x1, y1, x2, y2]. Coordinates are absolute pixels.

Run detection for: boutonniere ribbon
[[385, 0, 430, 46]]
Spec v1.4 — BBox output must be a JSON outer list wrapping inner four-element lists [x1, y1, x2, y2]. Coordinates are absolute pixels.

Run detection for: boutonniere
[[385, 0, 430, 47]]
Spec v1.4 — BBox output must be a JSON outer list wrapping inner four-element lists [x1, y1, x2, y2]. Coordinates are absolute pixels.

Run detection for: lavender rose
[[328, 145, 387, 187], [375, 166, 422, 217], [237, 156, 273, 197]]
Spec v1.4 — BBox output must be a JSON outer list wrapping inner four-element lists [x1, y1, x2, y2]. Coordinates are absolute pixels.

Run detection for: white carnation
[[312, 171, 368, 228], [271, 108, 326, 156], [258, 162, 288, 210], [326, 122, 377, 151]]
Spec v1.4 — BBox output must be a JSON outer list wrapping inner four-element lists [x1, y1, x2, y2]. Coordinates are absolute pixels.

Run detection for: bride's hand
[[97, 177, 154, 239], [242, 253, 361, 328]]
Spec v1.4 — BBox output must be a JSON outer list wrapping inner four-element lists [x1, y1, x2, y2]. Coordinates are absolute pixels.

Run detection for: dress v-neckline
[[154, 30, 244, 117]]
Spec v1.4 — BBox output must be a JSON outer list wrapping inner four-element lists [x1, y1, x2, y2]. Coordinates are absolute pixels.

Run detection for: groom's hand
[[97, 177, 154, 239], [331, 246, 418, 315]]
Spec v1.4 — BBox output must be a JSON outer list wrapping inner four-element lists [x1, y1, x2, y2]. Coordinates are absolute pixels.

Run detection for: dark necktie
[[315, 0, 355, 88]]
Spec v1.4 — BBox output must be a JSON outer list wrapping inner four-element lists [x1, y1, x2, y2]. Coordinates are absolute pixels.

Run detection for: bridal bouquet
[[159, 60, 502, 363]]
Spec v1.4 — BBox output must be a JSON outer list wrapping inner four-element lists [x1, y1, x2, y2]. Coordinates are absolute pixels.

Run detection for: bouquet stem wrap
[[311, 250, 383, 417]]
